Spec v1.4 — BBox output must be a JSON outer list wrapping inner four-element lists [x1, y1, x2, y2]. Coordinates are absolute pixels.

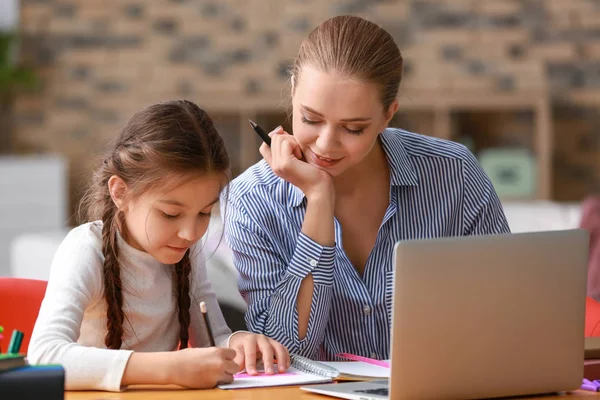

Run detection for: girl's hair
[[291, 15, 404, 111], [79, 99, 230, 350]]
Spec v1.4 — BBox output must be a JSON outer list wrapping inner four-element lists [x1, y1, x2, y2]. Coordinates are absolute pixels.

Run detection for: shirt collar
[[287, 128, 419, 208]]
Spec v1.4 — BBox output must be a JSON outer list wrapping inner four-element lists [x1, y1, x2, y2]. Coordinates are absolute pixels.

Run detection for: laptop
[[301, 229, 589, 400]]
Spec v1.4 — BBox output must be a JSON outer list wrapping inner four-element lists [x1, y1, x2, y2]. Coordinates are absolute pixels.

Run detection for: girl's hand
[[228, 332, 291, 375], [168, 347, 239, 388], [260, 127, 333, 201]]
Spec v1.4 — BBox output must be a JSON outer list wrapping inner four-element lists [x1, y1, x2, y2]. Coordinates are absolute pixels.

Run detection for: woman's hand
[[228, 332, 291, 375], [260, 127, 333, 201]]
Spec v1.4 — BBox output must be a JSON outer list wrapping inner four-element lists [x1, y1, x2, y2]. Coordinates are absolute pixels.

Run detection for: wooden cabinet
[[209, 90, 552, 200]]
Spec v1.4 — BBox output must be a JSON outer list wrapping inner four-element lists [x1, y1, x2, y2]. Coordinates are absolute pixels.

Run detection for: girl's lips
[[167, 245, 188, 252]]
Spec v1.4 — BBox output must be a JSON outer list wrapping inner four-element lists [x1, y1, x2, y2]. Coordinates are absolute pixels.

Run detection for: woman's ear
[[108, 175, 129, 210], [384, 99, 399, 125]]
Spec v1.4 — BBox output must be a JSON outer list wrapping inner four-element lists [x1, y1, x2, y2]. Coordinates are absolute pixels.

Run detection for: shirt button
[[363, 305, 371, 315], [309, 259, 318, 267], [370, 352, 377, 359]]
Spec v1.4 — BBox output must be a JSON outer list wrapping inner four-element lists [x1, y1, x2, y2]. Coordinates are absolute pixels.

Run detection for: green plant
[[0, 31, 36, 103], [0, 30, 37, 152]]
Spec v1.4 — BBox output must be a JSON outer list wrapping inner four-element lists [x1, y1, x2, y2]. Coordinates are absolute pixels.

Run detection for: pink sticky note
[[336, 353, 390, 368], [235, 372, 298, 378]]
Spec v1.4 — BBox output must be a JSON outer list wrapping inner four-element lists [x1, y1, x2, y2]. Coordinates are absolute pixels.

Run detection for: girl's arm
[[28, 227, 135, 391]]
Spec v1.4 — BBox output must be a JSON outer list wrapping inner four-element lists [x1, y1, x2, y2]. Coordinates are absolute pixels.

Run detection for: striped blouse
[[222, 128, 510, 361]]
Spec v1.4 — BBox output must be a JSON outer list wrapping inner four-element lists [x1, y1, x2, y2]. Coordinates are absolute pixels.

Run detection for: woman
[[223, 15, 510, 361]]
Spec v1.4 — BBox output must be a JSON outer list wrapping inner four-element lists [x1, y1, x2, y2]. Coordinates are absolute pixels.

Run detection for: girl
[[223, 15, 511, 361], [28, 100, 290, 391]]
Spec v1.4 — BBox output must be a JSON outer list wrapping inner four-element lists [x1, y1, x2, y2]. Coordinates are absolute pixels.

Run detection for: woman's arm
[[461, 151, 511, 235], [223, 190, 336, 359]]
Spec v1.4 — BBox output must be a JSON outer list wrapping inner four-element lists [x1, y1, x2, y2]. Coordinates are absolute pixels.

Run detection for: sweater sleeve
[[187, 245, 233, 349], [28, 226, 134, 392]]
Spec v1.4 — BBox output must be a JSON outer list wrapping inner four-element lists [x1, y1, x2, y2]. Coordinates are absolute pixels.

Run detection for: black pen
[[199, 301, 216, 347], [248, 119, 271, 147]]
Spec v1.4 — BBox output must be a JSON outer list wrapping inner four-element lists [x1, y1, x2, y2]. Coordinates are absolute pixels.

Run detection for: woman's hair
[[79, 99, 230, 350], [291, 15, 404, 111]]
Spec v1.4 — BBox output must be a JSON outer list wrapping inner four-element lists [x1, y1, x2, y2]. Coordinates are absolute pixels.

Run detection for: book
[[0, 354, 27, 372], [217, 353, 389, 390], [319, 361, 389, 381], [0, 364, 64, 400]]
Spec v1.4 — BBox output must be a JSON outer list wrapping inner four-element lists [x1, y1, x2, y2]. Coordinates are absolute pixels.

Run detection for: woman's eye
[[344, 127, 364, 135], [301, 116, 318, 125]]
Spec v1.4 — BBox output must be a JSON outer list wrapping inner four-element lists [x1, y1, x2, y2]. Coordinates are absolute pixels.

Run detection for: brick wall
[[12, 0, 600, 217]]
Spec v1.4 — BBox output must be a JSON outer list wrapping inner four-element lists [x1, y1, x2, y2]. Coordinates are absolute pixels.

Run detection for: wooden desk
[[65, 385, 600, 399]]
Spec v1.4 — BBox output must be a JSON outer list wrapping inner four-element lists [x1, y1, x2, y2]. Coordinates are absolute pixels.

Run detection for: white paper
[[217, 366, 332, 390]]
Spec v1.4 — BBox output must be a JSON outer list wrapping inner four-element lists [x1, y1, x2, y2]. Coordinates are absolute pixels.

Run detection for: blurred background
[[0, 0, 598, 316]]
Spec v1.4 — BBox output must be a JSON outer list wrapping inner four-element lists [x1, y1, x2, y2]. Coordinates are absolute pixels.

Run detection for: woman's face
[[291, 66, 397, 177]]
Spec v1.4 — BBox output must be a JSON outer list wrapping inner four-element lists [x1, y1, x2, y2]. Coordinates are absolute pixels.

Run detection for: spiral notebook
[[217, 354, 389, 390]]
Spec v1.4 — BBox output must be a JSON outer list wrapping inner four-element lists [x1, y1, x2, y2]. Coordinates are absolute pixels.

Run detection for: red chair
[[0, 278, 47, 354], [586, 296, 600, 337]]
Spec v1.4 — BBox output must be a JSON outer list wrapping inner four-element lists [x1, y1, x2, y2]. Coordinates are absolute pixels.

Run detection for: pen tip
[[248, 119, 257, 128]]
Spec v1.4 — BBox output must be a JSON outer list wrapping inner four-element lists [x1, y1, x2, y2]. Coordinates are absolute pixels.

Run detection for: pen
[[7, 330, 23, 354], [200, 301, 216, 347], [248, 119, 271, 147], [581, 378, 600, 391]]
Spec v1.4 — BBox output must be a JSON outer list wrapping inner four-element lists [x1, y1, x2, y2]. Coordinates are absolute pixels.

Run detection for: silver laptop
[[301, 229, 589, 400]]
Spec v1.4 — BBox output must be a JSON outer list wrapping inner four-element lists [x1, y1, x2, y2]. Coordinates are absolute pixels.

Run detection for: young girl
[[28, 100, 290, 391], [223, 15, 511, 361]]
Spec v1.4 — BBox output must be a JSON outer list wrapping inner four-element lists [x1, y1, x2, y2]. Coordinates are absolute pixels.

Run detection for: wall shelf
[[209, 90, 552, 201]]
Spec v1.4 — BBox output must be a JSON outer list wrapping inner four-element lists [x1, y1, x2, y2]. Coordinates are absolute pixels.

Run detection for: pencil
[[248, 119, 271, 147], [199, 301, 216, 347]]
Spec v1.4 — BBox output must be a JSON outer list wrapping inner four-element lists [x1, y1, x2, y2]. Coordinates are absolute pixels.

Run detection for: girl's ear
[[108, 175, 129, 210]]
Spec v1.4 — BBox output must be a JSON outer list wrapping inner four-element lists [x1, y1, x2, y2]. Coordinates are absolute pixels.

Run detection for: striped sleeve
[[461, 150, 511, 235], [223, 197, 336, 358]]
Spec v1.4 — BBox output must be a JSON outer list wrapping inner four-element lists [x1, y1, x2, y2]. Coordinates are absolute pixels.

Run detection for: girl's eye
[[199, 212, 211, 218], [162, 212, 179, 219]]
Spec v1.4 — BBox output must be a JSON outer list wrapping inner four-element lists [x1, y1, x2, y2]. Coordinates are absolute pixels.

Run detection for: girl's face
[[291, 66, 398, 177], [117, 173, 224, 265]]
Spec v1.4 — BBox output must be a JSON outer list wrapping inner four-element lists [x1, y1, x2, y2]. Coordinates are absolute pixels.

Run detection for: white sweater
[[28, 221, 233, 391]]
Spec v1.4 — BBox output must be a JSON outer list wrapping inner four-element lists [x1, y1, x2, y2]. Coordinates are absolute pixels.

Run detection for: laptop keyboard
[[355, 387, 389, 396]]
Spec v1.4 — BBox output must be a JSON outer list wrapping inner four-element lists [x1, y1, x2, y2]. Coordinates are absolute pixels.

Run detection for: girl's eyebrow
[[157, 197, 219, 209], [158, 199, 186, 207]]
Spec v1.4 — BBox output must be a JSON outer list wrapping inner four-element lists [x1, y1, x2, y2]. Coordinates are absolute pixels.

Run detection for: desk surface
[[66, 386, 600, 399]]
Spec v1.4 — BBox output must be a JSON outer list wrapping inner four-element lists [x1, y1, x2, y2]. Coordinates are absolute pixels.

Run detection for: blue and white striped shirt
[[223, 128, 510, 361]]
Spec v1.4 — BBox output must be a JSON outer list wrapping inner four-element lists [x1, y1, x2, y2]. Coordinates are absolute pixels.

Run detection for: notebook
[[217, 354, 389, 390], [0, 354, 27, 372]]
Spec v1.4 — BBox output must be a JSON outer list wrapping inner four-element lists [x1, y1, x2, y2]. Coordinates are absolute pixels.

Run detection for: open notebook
[[218, 354, 390, 390]]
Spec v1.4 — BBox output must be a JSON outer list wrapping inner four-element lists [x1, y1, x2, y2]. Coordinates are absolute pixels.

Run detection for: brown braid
[[174, 251, 192, 349], [101, 200, 125, 349]]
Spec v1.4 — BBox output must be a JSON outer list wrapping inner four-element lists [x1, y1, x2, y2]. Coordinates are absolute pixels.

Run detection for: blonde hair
[[292, 15, 404, 111]]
